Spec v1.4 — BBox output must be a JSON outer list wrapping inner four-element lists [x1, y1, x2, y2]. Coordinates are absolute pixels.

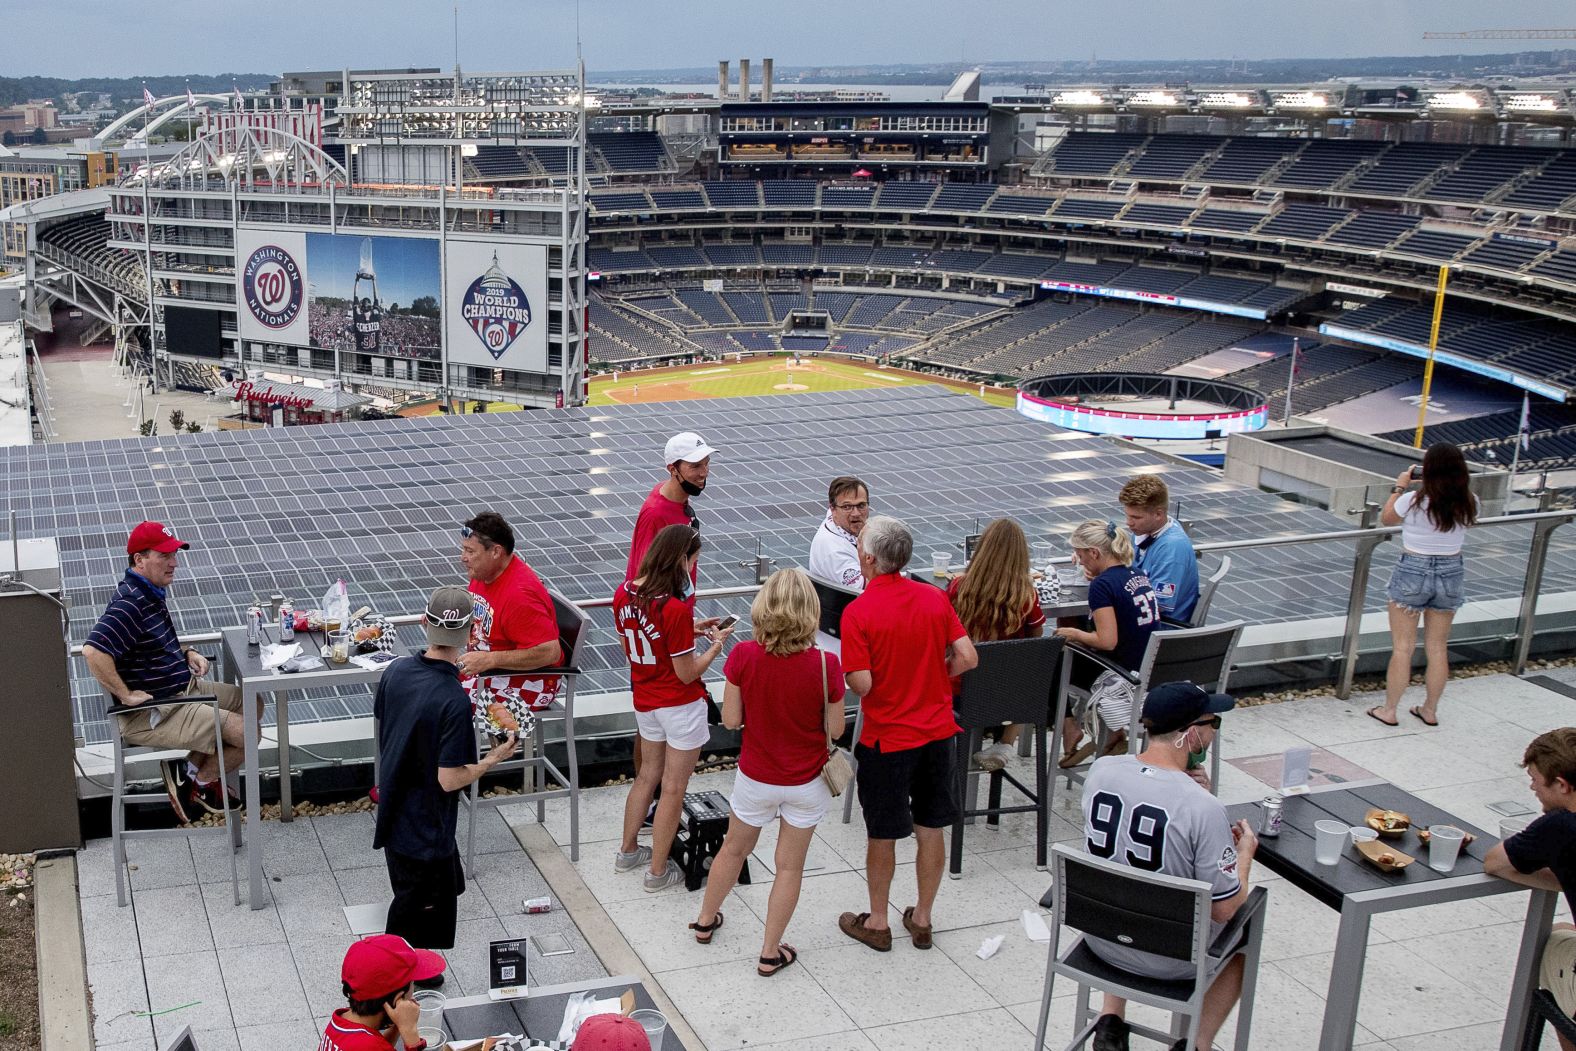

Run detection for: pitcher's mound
[[773, 383, 810, 391]]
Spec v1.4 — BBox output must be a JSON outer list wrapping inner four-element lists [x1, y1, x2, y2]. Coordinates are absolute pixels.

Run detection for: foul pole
[[1413, 265, 1450, 448]]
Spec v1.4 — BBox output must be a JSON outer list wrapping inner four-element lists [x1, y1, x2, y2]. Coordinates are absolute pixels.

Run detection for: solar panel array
[[3, 385, 1569, 744]]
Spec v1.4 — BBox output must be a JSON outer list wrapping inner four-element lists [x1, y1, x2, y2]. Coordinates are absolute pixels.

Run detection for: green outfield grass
[[586, 356, 1017, 408]]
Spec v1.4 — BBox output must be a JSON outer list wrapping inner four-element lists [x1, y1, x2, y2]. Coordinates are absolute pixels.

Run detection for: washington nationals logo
[[241, 245, 303, 330], [461, 251, 531, 360]]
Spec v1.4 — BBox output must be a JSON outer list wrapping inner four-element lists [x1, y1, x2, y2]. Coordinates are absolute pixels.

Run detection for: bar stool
[[107, 693, 240, 908]]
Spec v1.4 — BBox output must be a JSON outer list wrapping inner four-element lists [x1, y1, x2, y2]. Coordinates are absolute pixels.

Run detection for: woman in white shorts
[[613, 525, 733, 893], [688, 568, 845, 976]]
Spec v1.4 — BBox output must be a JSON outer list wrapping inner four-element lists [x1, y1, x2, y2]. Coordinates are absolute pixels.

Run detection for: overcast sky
[[11, 0, 1576, 78]]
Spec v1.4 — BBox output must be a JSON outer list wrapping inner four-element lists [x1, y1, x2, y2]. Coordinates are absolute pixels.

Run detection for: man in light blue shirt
[[1120, 475, 1199, 624]]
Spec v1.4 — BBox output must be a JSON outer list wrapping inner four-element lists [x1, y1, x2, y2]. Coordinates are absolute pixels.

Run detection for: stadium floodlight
[[1427, 91, 1484, 112], [1197, 91, 1259, 109], [1501, 92, 1561, 113], [1271, 90, 1333, 111], [1128, 90, 1182, 108], [1051, 89, 1107, 107]]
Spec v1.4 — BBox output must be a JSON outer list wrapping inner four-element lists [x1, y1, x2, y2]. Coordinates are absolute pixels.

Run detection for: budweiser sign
[[233, 380, 315, 409]]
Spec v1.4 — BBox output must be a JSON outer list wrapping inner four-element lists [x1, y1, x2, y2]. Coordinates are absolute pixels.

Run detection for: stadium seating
[[988, 193, 1058, 217], [1325, 212, 1418, 250], [721, 291, 770, 324], [1270, 140, 1387, 190], [761, 180, 818, 207], [703, 243, 762, 267], [1190, 208, 1267, 233], [1393, 228, 1483, 262], [1126, 136, 1220, 180], [1122, 202, 1198, 227], [1256, 204, 1353, 241], [1429, 147, 1551, 204], [931, 184, 998, 212], [818, 243, 874, 267], [644, 244, 707, 268], [1199, 138, 1302, 184], [759, 242, 815, 266], [589, 131, 671, 174], [674, 289, 736, 326], [1037, 132, 1146, 176], [1461, 237, 1550, 272], [1500, 153, 1576, 212], [590, 191, 653, 213], [470, 146, 532, 180], [1052, 197, 1126, 221], [702, 181, 763, 208], [648, 188, 706, 210], [1344, 143, 1466, 198], [821, 184, 878, 209], [1531, 251, 1576, 285], [874, 182, 941, 210]]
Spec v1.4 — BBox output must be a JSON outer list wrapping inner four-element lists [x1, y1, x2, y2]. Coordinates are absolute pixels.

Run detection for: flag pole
[[1282, 336, 1299, 425], [1413, 265, 1450, 448], [1509, 392, 1529, 496]]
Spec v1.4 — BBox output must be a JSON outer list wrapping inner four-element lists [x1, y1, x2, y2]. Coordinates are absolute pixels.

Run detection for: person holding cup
[[321, 934, 504, 1051], [1367, 443, 1477, 729], [1485, 727, 1576, 1040]]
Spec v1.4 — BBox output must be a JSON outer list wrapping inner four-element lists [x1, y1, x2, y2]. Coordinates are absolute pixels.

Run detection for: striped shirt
[[85, 570, 191, 699]]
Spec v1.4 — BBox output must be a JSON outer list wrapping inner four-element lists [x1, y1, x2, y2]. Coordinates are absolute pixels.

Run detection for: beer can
[[1259, 794, 1284, 838], [278, 599, 295, 642], [523, 896, 552, 914], [245, 605, 262, 646]]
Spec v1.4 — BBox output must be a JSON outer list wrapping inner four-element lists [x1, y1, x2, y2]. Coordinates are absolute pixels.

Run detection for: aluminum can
[[246, 605, 262, 646], [523, 896, 552, 914], [278, 600, 295, 642], [1259, 795, 1284, 838]]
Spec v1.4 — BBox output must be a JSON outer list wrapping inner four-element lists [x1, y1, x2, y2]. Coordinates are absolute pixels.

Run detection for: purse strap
[[820, 649, 835, 753]]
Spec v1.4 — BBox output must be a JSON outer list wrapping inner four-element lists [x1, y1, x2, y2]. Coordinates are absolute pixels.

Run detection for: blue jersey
[[1134, 520, 1199, 622], [1087, 565, 1161, 672]]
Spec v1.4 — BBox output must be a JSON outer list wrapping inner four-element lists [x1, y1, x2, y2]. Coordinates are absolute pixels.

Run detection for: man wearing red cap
[[323, 934, 502, 1051], [571, 1013, 652, 1051], [83, 521, 248, 823]]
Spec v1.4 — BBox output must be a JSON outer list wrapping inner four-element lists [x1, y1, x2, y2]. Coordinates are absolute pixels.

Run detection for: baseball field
[[586, 356, 1017, 408]]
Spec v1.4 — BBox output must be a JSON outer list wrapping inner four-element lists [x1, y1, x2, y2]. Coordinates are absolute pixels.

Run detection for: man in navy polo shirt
[[84, 521, 248, 823], [374, 585, 518, 986]]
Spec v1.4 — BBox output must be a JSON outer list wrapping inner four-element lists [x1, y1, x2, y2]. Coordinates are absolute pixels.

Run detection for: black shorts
[[854, 736, 960, 840], [385, 849, 465, 951]]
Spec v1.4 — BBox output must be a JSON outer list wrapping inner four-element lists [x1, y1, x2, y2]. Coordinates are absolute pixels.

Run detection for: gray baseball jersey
[[1078, 754, 1241, 979]]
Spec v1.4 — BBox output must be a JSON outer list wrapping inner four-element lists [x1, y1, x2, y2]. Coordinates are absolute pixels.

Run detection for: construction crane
[[1424, 29, 1576, 39]]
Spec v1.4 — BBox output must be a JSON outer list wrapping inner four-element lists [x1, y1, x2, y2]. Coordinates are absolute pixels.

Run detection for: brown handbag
[[817, 650, 854, 797]]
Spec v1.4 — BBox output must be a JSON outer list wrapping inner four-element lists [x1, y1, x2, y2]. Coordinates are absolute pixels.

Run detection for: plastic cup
[[1428, 825, 1467, 872], [327, 628, 351, 663], [1349, 826, 1378, 848], [416, 1026, 448, 1049], [1314, 819, 1348, 865], [932, 551, 952, 578], [630, 1008, 668, 1051], [412, 989, 445, 1031], [1499, 815, 1534, 839], [1031, 543, 1053, 571]]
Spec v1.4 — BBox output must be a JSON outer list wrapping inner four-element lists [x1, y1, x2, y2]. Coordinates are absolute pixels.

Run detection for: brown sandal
[[757, 943, 798, 976], [1059, 739, 1097, 769], [687, 910, 724, 944]]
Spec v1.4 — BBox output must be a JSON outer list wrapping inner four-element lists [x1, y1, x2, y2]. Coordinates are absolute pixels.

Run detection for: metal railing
[[64, 508, 1576, 704]]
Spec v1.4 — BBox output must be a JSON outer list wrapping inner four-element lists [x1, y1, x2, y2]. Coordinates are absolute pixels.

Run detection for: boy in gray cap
[[373, 586, 519, 984]]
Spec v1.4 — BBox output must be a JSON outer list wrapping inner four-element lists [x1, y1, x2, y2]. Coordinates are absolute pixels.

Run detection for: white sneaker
[[973, 741, 1015, 772], [614, 845, 652, 872], [643, 859, 684, 893]]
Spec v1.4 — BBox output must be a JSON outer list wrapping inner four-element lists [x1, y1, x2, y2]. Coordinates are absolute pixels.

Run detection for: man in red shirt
[[320, 934, 502, 1050], [838, 515, 978, 953], [458, 512, 563, 737], [625, 431, 715, 581]]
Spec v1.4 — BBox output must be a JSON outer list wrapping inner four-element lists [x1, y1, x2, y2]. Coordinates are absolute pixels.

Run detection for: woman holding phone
[[1368, 442, 1477, 728], [613, 525, 733, 892], [688, 568, 844, 977]]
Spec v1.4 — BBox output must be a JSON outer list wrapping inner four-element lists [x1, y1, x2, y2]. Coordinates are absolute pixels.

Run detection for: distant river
[[595, 82, 1022, 103]]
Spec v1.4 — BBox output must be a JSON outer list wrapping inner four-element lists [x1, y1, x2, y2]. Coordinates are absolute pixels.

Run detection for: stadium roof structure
[[6, 384, 1575, 746]]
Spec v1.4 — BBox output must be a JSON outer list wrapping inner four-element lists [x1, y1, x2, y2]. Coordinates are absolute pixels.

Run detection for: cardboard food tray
[[1355, 838, 1415, 873], [1363, 808, 1412, 838]]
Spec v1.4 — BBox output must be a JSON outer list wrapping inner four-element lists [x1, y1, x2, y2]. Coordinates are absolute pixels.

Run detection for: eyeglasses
[[834, 502, 870, 512], [1191, 715, 1222, 730]]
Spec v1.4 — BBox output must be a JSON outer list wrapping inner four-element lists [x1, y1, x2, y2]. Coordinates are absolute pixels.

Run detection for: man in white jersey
[[1080, 681, 1259, 1051], [807, 475, 869, 655]]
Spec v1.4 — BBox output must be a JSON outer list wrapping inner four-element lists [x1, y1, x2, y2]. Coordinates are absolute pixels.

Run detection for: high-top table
[[219, 625, 393, 909], [1226, 781, 1557, 1051], [440, 975, 689, 1049]]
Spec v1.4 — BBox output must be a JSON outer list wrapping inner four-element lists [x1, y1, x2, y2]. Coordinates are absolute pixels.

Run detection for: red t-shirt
[[725, 642, 842, 786], [626, 484, 697, 582], [319, 1010, 396, 1051], [841, 573, 967, 751], [466, 557, 562, 716], [613, 581, 705, 712]]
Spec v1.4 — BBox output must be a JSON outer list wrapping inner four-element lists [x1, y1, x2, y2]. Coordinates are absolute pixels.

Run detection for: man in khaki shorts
[[83, 521, 248, 823], [1486, 727, 1576, 1046]]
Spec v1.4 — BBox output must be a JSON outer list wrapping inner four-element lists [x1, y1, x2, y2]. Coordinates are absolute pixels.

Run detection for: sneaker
[[643, 859, 684, 893], [972, 741, 1015, 772], [614, 845, 652, 872], [162, 760, 194, 824], [187, 777, 229, 816], [1093, 1013, 1130, 1051]]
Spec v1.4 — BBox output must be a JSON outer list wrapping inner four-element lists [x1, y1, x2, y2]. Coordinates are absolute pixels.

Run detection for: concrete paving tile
[[236, 1018, 322, 1051], [290, 933, 359, 1019], [311, 811, 381, 871], [87, 955, 154, 1047], [563, 838, 671, 907], [933, 918, 1061, 1008], [219, 942, 311, 1027], [885, 854, 1039, 934], [1240, 695, 1404, 748], [733, 868, 893, 952], [446, 916, 508, 998], [1208, 960, 1386, 1051], [77, 839, 121, 900], [1255, 879, 1391, 963], [743, 817, 855, 880], [657, 955, 856, 1050], [804, 939, 997, 1028], [1368, 895, 1509, 942], [125, 836, 198, 892], [607, 886, 766, 972], [81, 891, 144, 965], [1411, 775, 1547, 836], [496, 915, 609, 986], [811, 812, 921, 870], [258, 814, 332, 878], [735, 1032, 877, 1051], [1326, 734, 1494, 792], [538, 781, 634, 847], [1399, 919, 1529, 1008], [455, 806, 526, 857], [1385, 1020, 1545, 1050], [145, 950, 234, 1041], [133, 884, 215, 958], [471, 847, 553, 917], [865, 1006, 1033, 1049], [200, 876, 287, 949], [269, 871, 350, 942]]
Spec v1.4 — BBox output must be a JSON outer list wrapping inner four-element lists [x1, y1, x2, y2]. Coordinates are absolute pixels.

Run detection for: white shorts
[[729, 769, 831, 830], [634, 699, 710, 751]]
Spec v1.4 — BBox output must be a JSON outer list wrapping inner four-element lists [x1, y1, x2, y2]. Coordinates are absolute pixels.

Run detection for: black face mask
[[679, 478, 705, 497]]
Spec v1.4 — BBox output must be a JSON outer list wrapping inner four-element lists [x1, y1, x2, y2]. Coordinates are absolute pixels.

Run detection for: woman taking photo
[[1055, 520, 1161, 767], [1368, 442, 1477, 728], [946, 518, 1046, 771], [613, 525, 733, 893], [688, 568, 844, 976]]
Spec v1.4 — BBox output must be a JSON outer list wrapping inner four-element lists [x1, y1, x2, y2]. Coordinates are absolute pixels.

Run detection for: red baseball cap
[[572, 1014, 651, 1051], [341, 935, 446, 1001], [126, 521, 190, 555]]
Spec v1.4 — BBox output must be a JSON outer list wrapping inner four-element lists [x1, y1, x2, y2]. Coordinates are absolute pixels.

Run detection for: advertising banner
[[235, 229, 309, 347], [445, 240, 549, 373]]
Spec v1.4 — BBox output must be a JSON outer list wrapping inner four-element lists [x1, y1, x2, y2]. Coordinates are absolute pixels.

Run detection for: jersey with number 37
[[612, 582, 705, 712], [1079, 754, 1240, 978]]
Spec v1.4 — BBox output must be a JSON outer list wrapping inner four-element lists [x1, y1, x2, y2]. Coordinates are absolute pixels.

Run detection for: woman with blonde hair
[[946, 518, 1046, 771], [1055, 520, 1161, 767], [689, 567, 845, 977]]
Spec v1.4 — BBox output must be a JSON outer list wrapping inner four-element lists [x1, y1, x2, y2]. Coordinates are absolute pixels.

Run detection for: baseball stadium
[[5, 49, 1576, 1051]]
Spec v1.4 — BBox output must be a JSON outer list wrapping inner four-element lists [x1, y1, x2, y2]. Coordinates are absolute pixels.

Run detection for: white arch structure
[[95, 93, 234, 147], [132, 125, 348, 191]]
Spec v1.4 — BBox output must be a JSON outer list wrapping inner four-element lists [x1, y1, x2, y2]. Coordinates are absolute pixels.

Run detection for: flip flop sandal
[[687, 910, 724, 944], [757, 943, 798, 977], [1408, 706, 1439, 727], [1059, 739, 1098, 769], [1366, 707, 1399, 727]]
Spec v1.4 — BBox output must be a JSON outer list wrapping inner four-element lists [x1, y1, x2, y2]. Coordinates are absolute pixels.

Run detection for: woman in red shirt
[[613, 525, 732, 893], [946, 518, 1046, 771], [688, 568, 845, 977]]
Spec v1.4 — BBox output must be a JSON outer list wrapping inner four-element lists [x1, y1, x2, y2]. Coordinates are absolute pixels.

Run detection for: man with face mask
[[1078, 682, 1259, 1051], [626, 432, 715, 584]]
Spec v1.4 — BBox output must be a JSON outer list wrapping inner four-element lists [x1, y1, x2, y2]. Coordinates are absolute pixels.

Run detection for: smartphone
[[1409, 466, 1423, 480], [716, 614, 740, 631]]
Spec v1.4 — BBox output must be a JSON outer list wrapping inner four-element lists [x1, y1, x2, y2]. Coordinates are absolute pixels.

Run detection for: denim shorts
[[1385, 553, 1465, 613]]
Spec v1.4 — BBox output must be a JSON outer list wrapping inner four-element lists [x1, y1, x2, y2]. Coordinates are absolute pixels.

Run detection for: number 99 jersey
[[1079, 754, 1241, 980]]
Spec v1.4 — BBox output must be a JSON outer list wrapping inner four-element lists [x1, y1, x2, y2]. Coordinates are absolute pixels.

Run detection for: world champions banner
[[444, 241, 549, 373]]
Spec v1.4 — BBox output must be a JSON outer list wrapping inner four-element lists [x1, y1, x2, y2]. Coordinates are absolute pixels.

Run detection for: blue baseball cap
[[1142, 681, 1235, 736]]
